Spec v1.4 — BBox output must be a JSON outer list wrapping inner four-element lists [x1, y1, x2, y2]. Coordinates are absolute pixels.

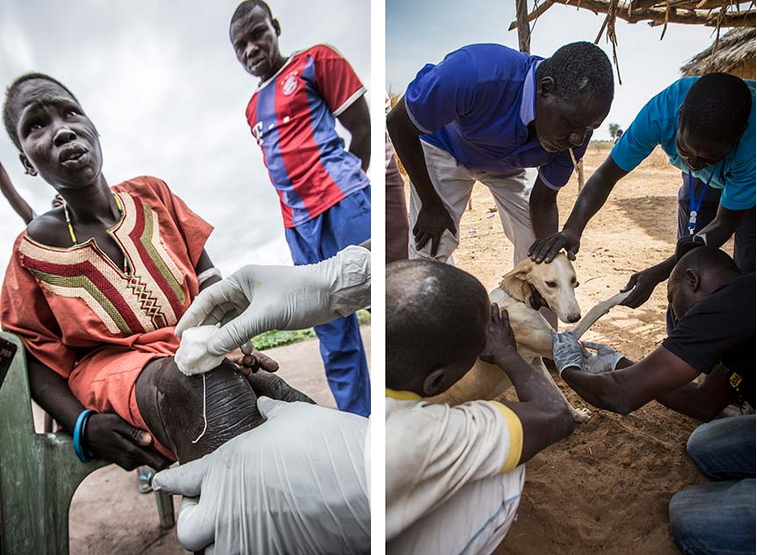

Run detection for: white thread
[[191, 374, 208, 444]]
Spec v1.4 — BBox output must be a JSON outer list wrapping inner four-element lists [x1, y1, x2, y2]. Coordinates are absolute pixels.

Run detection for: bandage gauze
[[175, 325, 226, 376]]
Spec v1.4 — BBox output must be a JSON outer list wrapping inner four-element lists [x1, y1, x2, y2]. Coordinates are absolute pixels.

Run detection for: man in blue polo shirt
[[530, 73, 755, 310], [387, 42, 614, 267]]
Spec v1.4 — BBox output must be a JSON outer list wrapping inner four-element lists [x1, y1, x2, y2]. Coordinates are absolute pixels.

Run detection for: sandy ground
[[434, 145, 719, 555], [41, 326, 371, 554]]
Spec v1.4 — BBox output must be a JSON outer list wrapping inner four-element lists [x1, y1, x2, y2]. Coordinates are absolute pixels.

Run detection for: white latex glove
[[581, 341, 624, 374], [152, 398, 371, 555], [176, 245, 371, 356]]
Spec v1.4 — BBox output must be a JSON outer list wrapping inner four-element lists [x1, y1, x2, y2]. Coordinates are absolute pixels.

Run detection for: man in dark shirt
[[551, 246, 754, 555]]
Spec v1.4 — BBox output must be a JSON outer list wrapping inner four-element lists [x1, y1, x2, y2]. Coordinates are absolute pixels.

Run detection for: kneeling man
[[386, 259, 575, 554]]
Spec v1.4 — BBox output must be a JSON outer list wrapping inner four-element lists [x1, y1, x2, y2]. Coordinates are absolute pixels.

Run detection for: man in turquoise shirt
[[530, 73, 755, 309]]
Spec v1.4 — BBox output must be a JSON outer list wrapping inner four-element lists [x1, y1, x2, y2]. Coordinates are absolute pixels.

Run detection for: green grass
[[252, 309, 371, 350]]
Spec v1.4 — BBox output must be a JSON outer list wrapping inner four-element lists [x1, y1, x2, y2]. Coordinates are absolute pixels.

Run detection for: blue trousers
[[669, 415, 756, 555], [676, 175, 755, 273], [667, 175, 756, 332], [285, 188, 371, 416]]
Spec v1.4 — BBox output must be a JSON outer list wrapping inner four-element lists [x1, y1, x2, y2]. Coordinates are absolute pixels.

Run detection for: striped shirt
[[246, 44, 369, 227]]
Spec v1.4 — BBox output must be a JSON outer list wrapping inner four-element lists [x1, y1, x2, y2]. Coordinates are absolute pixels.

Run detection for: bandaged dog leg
[[572, 290, 632, 340]]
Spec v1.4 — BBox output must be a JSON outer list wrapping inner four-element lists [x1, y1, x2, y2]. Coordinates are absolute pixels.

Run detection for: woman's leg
[[135, 358, 262, 463]]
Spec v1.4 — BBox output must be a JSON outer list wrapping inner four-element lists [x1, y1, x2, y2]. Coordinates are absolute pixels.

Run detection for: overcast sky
[[0, 1, 370, 277], [387, 0, 719, 141]]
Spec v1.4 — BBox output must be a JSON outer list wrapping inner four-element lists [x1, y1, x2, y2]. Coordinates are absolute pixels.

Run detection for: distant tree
[[608, 122, 621, 137]]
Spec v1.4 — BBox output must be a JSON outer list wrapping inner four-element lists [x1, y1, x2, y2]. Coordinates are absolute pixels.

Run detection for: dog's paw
[[571, 407, 592, 423]]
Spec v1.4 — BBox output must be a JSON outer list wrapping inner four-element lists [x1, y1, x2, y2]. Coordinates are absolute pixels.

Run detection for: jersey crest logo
[[251, 121, 264, 146], [282, 72, 299, 96]]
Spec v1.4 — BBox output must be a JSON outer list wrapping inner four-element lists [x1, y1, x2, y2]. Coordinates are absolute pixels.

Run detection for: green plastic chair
[[0, 331, 174, 555]]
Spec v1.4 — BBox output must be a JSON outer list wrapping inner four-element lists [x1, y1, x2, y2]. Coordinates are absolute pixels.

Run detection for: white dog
[[429, 253, 592, 422]]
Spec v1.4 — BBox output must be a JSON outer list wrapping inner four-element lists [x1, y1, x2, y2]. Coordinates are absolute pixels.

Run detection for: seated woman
[[0, 73, 309, 468]]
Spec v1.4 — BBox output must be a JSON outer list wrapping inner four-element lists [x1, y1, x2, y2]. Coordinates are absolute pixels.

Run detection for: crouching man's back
[[385, 259, 574, 554]]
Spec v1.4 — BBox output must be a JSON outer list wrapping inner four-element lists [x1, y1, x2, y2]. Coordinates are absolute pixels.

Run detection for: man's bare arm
[[530, 155, 628, 262], [529, 177, 560, 240], [338, 96, 371, 171], [620, 204, 750, 309], [655, 367, 735, 422], [480, 305, 574, 465], [387, 95, 455, 257], [697, 205, 750, 249], [561, 346, 701, 415]]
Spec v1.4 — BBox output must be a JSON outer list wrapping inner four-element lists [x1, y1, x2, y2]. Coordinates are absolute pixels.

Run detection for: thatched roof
[[509, 1, 755, 31], [508, 0, 755, 84], [680, 27, 756, 75]]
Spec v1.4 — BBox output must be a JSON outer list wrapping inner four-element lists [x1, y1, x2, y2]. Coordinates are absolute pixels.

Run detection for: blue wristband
[[73, 409, 96, 463]]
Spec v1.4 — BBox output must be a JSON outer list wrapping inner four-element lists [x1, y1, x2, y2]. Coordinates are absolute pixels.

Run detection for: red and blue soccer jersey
[[246, 44, 369, 228]]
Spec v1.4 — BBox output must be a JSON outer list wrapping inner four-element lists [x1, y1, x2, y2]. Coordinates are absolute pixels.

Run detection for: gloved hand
[[152, 398, 370, 555], [551, 329, 584, 378], [581, 341, 624, 374], [176, 245, 371, 356]]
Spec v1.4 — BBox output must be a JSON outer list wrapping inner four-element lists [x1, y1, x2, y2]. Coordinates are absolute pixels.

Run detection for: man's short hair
[[230, 0, 273, 27], [3, 72, 79, 150], [680, 73, 752, 145], [536, 41, 614, 106], [386, 260, 489, 384], [671, 245, 741, 284]]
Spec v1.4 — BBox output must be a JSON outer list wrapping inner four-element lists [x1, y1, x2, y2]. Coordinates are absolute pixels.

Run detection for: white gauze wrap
[[175, 325, 226, 376]]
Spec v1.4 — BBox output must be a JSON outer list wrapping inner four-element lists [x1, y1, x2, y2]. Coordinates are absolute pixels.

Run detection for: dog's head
[[500, 253, 581, 323]]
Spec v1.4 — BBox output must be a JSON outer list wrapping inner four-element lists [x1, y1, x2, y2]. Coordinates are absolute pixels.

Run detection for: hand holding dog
[[582, 341, 624, 373], [620, 266, 665, 308], [480, 303, 519, 366], [528, 229, 580, 263]]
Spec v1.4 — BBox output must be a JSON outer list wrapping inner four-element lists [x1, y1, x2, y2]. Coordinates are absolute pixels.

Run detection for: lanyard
[[688, 170, 715, 236]]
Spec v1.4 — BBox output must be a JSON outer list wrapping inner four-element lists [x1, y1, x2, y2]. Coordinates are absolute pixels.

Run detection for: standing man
[[229, 0, 372, 416], [530, 73, 755, 311], [387, 41, 613, 265], [551, 246, 754, 554]]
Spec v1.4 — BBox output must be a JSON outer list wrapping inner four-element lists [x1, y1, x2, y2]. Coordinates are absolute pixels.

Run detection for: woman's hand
[[84, 412, 172, 470]]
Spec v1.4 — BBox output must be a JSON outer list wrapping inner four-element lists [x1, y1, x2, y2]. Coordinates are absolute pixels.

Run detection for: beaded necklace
[[63, 193, 129, 274]]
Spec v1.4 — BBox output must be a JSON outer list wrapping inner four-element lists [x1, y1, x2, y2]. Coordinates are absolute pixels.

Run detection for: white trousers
[[387, 465, 526, 555], [408, 141, 537, 266]]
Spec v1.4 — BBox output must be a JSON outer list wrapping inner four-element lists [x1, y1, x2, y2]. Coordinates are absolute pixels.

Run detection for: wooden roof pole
[[516, 0, 532, 53]]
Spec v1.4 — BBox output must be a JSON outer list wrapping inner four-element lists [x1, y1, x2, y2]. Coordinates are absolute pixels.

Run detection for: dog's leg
[[527, 357, 591, 423]]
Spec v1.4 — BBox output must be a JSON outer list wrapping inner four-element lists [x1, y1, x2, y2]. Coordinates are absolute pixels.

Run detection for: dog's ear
[[500, 259, 534, 303]]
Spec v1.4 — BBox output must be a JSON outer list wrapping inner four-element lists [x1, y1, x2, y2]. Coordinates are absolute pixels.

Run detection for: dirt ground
[[59, 326, 370, 554], [435, 145, 721, 555]]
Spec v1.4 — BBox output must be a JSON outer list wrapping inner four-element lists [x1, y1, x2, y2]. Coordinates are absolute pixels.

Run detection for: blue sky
[[0, 0, 370, 276], [387, 0, 717, 141]]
